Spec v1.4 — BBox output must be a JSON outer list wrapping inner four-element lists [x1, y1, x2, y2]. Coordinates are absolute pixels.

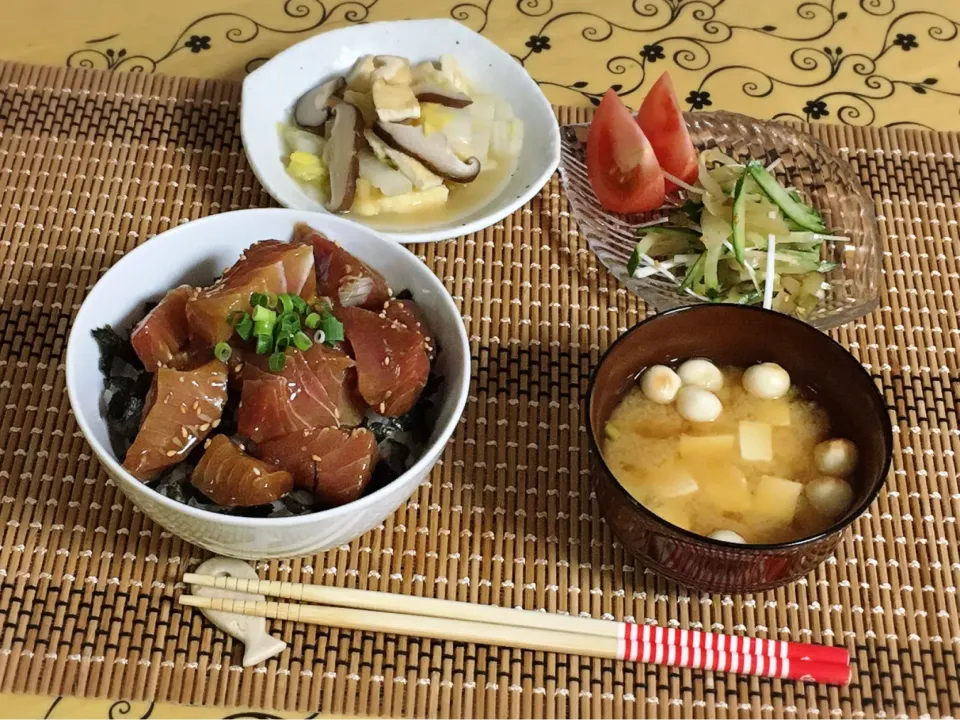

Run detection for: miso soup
[[602, 360, 859, 544]]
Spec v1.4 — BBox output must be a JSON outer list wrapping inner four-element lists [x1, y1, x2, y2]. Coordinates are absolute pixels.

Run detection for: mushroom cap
[[412, 82, 473, 109], [742, 362, 791, 400], [294, 76, 346, 128], [374, 121, 481, 183], [813, 438, 858, 477], [675, 386, 723, 423], [323, 102, 363, 213], [677, 358, 724, 391], [639, 365, 682, 405]]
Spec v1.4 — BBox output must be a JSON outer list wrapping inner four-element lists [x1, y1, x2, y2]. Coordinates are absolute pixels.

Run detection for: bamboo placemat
[[0, 61, 958, 718]]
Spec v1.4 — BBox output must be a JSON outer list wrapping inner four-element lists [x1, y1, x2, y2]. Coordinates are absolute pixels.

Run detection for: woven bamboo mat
[[0, 60, 958, 719]]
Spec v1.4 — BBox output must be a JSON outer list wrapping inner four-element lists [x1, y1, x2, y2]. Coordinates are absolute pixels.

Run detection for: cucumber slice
[[703, 243, 724, 291], [731, 170, 747, 265], [679, 252, 707, 293], [747, 161, 826, 232], [626, 234, 658, 276]]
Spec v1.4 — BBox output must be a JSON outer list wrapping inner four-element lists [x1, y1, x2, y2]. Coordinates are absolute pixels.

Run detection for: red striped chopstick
[[617, 622, 847, 667], [182, 574, 850, 685], [179, 595, 849, 685]]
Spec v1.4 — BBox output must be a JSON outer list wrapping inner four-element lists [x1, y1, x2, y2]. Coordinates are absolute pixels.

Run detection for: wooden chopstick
[[178, 595, 851, 686], [183, 572, 848, 667]]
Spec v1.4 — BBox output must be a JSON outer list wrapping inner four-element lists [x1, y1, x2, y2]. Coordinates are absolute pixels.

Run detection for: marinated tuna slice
[[294, 223, 390, 309], [338, 306, 429, 416], [191, 435, 293, 506], [122, 359, 229, 481], [259, 427, 378, 507], [237, 343, 365, 443], [186, 240, 317, 346], [130, 285, 194, 370], [383, 299, 436, 362]]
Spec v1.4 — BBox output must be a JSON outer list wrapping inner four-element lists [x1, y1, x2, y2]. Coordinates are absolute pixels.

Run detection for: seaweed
[[365, 372, 443, 489], [93, 325, 152, 458]]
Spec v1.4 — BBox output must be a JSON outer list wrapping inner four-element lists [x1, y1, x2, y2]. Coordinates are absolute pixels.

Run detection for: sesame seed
[[212, 419, 221, 428], [165, 450, 177, 457], [253, 467, 261, 476], [203, 439, 212, 449], [179, 377, 184, 383], [378, 402, 386, 413], [383, 301, 390, 309], [156, 361, 163, 369], [384, 357, 391, 366], [192, 401, 200, 410], [199, 423, 210, 432], [181, 427, 188, 438], [311, 455, 322, 462], [179, 406, 187, 415], [385, 390, 392, 399]]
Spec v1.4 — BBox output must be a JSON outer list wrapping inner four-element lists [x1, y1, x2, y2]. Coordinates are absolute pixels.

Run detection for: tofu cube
[[699, 464, 751, 513], [653, 464, 699, 499], [739, 421, 773, 462], [372, 79, 420, 123], [650, 498, 694, 531], [753, 475, 803, 523], [678, 433, 736, 459], [754, 400, 791, 427]]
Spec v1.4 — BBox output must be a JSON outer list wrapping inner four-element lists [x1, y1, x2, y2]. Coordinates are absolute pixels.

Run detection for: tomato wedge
[[636, 73, 699, 193], [586, 89, 665, 214]]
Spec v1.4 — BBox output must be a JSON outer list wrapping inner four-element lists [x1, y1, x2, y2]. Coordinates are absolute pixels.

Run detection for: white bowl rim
[[240, 18, 560, 244], [65, 208, 471, 528]]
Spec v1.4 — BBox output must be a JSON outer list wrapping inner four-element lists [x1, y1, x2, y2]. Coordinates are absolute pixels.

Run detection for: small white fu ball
[[805, 477, 855, 519], [640, 365, 682, 405], [675, 386, 723, 423], [709, 529, 745, 544], [677, 358, 724, 391], [814, 438, 859, 477], [742, 362, 791, 400]]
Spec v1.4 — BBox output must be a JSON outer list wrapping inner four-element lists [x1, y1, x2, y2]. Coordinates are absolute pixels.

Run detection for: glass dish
[[557, 111, 882, 329]]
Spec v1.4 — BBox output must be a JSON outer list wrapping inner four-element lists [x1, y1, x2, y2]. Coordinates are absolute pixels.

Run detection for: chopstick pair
[[180, 574, 851, 686]]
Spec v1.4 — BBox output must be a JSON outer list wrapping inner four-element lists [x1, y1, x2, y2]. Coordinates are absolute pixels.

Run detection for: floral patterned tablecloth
[[2, 0, 959, 717]]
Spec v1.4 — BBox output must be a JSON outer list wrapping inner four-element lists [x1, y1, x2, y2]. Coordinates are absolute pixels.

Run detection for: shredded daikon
[[663, 170, 703, 194], [631, 259, 678, 279], [763, 234, 777, 309], [635, 216, 671, 229]]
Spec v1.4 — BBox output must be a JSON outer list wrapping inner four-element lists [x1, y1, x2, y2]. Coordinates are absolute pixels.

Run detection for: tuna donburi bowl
[[66, 209, 470, 559]]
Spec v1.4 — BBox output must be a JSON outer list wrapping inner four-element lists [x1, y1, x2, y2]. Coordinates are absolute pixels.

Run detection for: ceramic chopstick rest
[[189, 557, 287, 667]]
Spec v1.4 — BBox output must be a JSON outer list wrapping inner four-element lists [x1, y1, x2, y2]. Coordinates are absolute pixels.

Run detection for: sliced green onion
[[275, 336, 291, 352], [252, 305, 276, 324], [291, 295, 307, 314], [255, 333, 273, 355], [235, 314, 254, 341], [268, 351, 286, 372], [313, 329, 326, 344], [293, 331, 313, 351], [305, 312, 322, 329], [249, 292, 267, 308], [265, 291, 278, 309], [278, 294, 294, 314], [279, 312, 300, 332], [214, 342, 232, 362], [319, 313, 345, 345]]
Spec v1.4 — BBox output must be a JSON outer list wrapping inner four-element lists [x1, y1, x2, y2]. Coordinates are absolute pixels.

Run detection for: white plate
[[241, 19, 560, 243], [66, 209, 470, 559]]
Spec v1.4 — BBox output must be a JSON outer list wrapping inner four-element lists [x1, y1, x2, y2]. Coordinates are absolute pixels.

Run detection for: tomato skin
[[586, 89, 665, 214], [636, 73, 699, 192]]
